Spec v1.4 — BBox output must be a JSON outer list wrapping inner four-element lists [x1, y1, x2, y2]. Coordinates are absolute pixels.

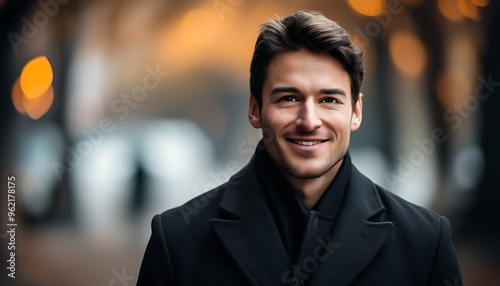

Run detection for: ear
[[248, 94, 262, 128], [350, 92, 363, 131]]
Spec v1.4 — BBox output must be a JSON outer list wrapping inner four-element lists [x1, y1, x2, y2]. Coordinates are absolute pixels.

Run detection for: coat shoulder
[[371, 182, 448, 247], [152, 161, 255, 247], [351, 166, 444, 228], [375, 183, 442, 224], [157, 182, 228, 236], [366, 182, 462, 285]]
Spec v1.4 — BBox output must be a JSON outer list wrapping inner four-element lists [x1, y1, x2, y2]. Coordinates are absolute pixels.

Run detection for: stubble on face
[[264, 128, 347, 180]]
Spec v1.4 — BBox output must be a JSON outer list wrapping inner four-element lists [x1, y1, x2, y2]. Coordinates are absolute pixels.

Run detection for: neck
[[282, 159, 343, 209]]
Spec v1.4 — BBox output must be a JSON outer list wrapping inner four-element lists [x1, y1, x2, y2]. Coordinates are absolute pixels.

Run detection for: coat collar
[[210, 154, 394, 285], [210, 160, 291, 285]]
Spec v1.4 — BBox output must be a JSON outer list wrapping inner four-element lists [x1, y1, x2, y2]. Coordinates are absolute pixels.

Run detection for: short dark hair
[[249, 10, 364, 108]]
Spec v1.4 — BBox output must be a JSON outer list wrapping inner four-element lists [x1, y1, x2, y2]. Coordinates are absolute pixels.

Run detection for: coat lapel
[[210, 163, 291, 286], [308, 166, 394, 285]]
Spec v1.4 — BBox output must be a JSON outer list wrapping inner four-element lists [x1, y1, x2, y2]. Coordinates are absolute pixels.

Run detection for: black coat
[[137, 156, 462, 285]]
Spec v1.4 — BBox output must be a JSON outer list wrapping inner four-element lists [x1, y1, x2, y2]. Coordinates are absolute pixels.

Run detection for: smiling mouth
[[288, 139, 328, 146]]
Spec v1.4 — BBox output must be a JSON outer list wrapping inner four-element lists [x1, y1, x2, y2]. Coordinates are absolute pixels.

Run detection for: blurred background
[[0, 0, 499, 285]]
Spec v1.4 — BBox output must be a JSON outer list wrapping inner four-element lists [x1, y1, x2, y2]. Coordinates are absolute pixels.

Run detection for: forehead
[[264, 49, 351, 96]]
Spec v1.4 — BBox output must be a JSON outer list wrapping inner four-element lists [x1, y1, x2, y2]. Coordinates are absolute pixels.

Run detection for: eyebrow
[[320, 88, 347, 96], [270, 87, 347, 96], [270, 87, 300, 95]]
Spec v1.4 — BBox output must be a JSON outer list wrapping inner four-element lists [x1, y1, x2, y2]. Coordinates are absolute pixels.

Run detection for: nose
[[296, 99, 322, 131]]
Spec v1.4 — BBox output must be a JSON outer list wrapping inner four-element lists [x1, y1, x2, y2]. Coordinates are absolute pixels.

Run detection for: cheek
[[323, 112, 352, 133], [262, 109, 294, 131]]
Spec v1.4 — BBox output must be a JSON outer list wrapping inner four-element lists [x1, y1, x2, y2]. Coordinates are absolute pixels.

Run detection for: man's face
[[249, 49, 363, 180]]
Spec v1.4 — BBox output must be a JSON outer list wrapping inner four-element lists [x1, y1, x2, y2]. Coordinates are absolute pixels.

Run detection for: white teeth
[[294, 141, 320, 146]]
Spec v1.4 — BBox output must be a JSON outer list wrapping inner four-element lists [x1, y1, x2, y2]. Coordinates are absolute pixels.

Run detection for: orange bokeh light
[[11, 78, 26, 115], [471, 0, 489, 7], [437, 70, 471, 109], [458, 0, 480, 21], [389, 32, 427, 77], [177, 8, 221, 50], [22, 85, 54, 120], [159, 7, 224, 74], [12, 56, 55, 119], [20, 56, 53, 99], [348, 0, 385, 17], [438, 0, 465, 22]]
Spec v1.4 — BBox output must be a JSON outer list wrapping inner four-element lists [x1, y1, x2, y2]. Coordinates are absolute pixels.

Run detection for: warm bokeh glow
[[389, 32, 427, 77], [20, 56, 54, 99], [12, 78, 26, 115], [230, 3, 289, 73], [471, 0, 489, 7], [437, 70, 471, 109], [458, 0, 480, 21], [348, 0, 385, 17], [438, 0, 465, 22], [438, 35, 478, 109], [158, 3, 291, 76], [12, 56, 55, 119], [159, 7, 224, 74], [176, 8, 221, 52], [22, 85, 54, 120]]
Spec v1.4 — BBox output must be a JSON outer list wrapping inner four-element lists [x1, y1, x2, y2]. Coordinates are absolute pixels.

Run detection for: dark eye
[[321, 97, 339, 103], [280, 96, 298, 102]]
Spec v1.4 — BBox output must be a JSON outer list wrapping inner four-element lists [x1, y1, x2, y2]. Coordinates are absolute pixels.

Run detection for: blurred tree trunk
[[463, 1, 500, 245]]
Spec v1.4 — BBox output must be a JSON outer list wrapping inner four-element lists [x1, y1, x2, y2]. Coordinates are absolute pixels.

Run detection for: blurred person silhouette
[[137, 10, 462, 285]]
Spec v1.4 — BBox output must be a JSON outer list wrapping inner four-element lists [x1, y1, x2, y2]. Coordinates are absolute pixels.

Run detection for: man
[[137, 10, 462, 285]]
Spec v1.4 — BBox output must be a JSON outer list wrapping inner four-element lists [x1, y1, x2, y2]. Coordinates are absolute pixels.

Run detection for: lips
[[287, 139, 329, 146]]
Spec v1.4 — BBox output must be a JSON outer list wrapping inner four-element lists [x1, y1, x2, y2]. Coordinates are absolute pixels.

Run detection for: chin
[[281, 161, 335, 180]]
